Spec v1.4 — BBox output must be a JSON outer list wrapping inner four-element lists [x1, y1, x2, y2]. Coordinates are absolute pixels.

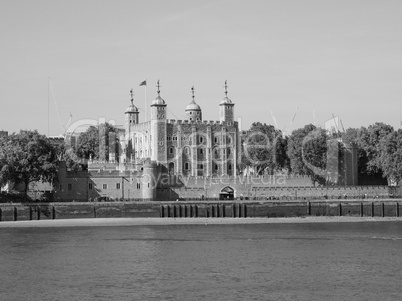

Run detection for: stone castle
[[54, 81, 361, 202], [55, 81, 246, 201]]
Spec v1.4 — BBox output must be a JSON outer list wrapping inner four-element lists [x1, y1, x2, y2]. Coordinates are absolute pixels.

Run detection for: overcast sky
[[1, 0, 401, 136]]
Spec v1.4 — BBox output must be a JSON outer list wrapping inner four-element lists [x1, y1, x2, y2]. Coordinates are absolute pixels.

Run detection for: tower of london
[[119, 80, 240, 177]]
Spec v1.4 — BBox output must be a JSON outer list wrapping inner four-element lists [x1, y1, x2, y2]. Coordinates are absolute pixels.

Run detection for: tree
[[287, 124, 327, 185], [75, 125, 100, 161], [241, 122, 285, 175], [74, 123, 116, 163], [359, 122, 393, 174], [55, 143, 86, 171], [379, 129, 402, 183], [0, 130, 58, 195]]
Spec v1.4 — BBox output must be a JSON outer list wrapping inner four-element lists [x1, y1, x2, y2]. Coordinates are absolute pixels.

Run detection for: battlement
[[167, 119, 238, 127], [129, 121, 151, 131]]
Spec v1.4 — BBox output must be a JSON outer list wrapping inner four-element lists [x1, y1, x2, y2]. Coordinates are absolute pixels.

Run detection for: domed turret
[[219, 80, 234, 123], [150, 80, 167, 121], [152, 95, 166, 106], [125, 89, 139, 129], [220, 96, 233, 105], [185, 86, 202, 121], [125, 103, 139, 113]]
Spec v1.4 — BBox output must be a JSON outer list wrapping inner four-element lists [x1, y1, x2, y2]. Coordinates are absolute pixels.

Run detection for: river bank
[[1, 216, 402, 228]]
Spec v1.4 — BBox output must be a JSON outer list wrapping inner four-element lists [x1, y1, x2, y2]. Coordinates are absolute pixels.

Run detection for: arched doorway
[[219, 186, 234, 200]]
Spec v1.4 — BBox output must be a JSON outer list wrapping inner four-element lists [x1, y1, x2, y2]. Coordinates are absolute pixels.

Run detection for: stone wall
[[1, 200, 401, 221]]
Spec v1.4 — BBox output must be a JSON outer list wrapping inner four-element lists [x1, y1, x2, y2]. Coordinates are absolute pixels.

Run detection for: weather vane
[[156, 80, 161, 96], [224, 80, 228, 97], [191, 86, 195, 101], [129, 89, 134, 104]]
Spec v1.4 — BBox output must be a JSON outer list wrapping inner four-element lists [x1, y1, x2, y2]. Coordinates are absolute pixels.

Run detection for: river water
[[0, 221, 401, 301]]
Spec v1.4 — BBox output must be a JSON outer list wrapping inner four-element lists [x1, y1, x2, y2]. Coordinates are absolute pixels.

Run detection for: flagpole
[[145, 82, 147, 122]]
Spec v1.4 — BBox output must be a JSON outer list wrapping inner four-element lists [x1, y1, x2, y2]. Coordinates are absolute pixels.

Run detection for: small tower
[[150, 80, 167, 121], [125, 89, 139, 132], [185, 86, 202, 121], [219, 80, 235, 123], [150, 80, 167, 163]]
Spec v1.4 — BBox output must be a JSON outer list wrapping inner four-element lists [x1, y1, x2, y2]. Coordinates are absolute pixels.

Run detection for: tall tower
[[124, 89, 139, 162], [219, 80, 235, 123], [125, 89, 139, 133], [150, 80, 167, 163], [185, 86, 202, 121]]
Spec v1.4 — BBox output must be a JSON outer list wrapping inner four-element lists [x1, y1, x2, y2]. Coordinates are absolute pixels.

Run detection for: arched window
[[169, 147, 174, 154]]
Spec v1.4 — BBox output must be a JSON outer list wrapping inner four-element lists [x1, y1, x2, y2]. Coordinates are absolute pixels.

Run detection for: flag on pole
[[139, 80, 147, 86]]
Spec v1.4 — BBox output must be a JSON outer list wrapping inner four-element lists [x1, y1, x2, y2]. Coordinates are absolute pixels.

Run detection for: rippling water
[[1, 221, 401, 301]]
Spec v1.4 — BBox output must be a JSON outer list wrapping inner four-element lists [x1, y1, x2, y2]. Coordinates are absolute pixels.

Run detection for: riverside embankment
[[0, 199, 401, 222]]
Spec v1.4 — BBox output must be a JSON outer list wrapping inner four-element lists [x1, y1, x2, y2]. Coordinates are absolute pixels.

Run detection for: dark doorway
[[168, 162, 174, 175], [219, 186, 234, 200]]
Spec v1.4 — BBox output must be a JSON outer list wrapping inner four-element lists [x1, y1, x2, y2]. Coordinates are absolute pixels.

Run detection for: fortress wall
[[157, 183, 390, 201], [1, 200, 401, 221]]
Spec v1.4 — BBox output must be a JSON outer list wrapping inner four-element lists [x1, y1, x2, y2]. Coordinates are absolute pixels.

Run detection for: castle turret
[[185, 86, 202, 121], [219, 80, 234, 123], [125, 89, 139, 132], [150, 80, 167, 163], [142, 159, 157, 200]]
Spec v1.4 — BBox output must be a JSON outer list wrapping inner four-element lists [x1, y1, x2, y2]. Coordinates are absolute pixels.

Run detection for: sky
[[1, 0, 402, 136]]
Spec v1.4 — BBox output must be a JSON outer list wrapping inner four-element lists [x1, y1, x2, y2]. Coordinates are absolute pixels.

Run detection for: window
[[89, 183, 93, 190], [214, 137, 218, 143], [102, 184, 108, 189], [215, 164, 218, 170], [169, 147, 174, 154], [173, 136, 178, 141], [185, 162, 189, 170], [227, 148, 231, 155], [228, 164, 232, 171], [116, 183, 121, 189], [199, 148, 204, 155], [199, 137, 203, 143], [68, 183, 72, 190], [199, 164, 204, 170]]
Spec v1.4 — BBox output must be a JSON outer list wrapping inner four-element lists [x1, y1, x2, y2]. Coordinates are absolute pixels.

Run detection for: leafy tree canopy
[[0, 130, 58, 194], [241, 122, 286, 175]]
